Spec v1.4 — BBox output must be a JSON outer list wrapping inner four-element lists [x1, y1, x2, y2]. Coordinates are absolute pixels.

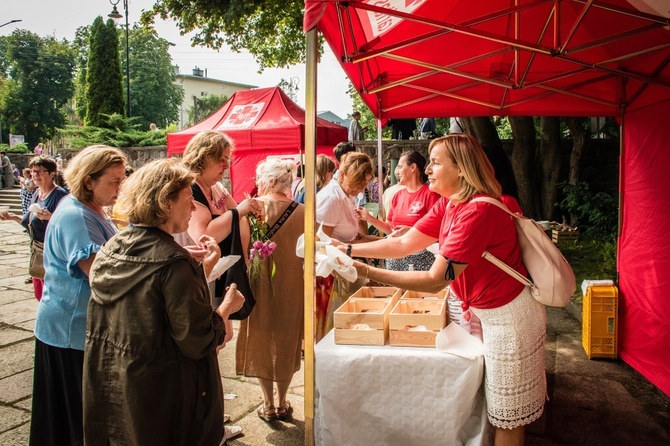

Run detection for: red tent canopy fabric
[[305, 0, 670, 119], [167, 86, 347, 200], [304, 0, 670, 395]]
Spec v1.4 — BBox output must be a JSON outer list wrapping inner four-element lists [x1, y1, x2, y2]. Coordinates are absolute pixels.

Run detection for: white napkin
[[28, 203, 43, 214], [296, 224, 358, 281], [426, 242, 440, 256], [581, 279, 614, 296], [207, 255, 241, 283], [296, 224, 330, 257], [435, 322, 485, 360]]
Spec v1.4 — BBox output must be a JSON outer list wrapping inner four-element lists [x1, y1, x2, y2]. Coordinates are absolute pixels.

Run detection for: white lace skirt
[[470, 287, 547, 429]]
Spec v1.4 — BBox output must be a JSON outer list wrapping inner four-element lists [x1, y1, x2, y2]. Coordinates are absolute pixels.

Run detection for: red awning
[[304, 0, 670, 119]]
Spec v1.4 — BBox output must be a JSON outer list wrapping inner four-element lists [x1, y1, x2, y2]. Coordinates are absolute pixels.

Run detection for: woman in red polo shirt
[[345, 134, 546, 446], [355, 150, 440, 271]]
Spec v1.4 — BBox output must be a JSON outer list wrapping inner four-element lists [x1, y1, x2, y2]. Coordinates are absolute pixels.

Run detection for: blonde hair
[[64, 146, 126, 203], [256, 158, 296, 195], [115, 158, 194, 226], [338, 152, 373, 189], [182, 131, 233, 173], [316, 155, 336, 189], [429, 134, 501, 203]]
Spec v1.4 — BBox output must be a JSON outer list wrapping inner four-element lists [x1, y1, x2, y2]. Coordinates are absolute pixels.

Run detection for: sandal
[[257, 404, 276, 422], [275, 401, 293, 420]]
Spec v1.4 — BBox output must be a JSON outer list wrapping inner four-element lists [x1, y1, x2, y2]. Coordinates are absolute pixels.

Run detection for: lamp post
[[108, 0, 130, 118], [0, 19, 22, 29]]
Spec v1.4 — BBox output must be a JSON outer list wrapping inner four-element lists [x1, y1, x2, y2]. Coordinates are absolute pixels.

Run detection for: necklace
[[38, 185, 56, 201]]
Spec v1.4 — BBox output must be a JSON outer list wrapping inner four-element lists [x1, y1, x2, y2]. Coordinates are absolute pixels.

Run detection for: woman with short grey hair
[[236, 157, 305, 422]]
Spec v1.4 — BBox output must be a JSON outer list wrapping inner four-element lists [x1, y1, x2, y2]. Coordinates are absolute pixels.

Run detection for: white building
[[174, 66, 257, 129], [318, 111, 349, 129]]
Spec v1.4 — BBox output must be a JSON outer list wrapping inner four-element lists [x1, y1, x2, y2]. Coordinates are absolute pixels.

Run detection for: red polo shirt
[[416, 195, 526, 309]]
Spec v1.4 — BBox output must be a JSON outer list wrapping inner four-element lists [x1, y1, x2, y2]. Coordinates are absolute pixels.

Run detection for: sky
[[0, 0, 354, 119]]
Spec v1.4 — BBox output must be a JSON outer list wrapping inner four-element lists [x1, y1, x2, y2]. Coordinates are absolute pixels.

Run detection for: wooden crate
[[333, 298, 394, 346], [552, 229, 579, 243], [389, 300, 448, 347], [400, 289, 448, 301], [334, 327, 388, 346], [350, 286, 402, 304]]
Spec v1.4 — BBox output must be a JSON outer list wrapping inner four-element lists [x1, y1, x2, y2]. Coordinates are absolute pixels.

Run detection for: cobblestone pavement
[[1, 220, 668, 445]]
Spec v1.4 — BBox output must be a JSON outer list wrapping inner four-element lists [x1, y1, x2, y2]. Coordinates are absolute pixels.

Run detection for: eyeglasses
[[31, 170, 48, 175], [222, 156, 232, 165]]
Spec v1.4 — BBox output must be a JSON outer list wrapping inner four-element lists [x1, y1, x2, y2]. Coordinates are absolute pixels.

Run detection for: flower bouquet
[[248, 210, 277, 282]]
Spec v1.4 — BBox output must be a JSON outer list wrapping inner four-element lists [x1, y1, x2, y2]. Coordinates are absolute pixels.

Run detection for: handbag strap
[[265, 201, 298, 240], [470, 197, 533, 288], [227, 208, 243, 255]]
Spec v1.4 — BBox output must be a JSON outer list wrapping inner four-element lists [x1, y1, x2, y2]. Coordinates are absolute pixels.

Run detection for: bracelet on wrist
[[346, 244, 352, 257]]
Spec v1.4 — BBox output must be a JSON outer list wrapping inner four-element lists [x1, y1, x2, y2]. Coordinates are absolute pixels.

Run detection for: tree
[[0, 30, 75, 147], [141, 0, 308, 71], [509, 117, 541, 218], [72, 26, 91, 123], [186, 93, 228, 126], [86, 17, 124, 126], [123, 26, 184, 129], [75, 23, 183, 130], [539, 117, 562, 220]]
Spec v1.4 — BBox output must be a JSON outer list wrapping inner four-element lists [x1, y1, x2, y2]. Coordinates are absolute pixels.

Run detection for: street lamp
[[108, 0, 130, 118], [0, 19, 22, 29]]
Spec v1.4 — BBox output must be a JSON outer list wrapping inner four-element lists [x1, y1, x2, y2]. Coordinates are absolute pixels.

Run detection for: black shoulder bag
[[223, 208, 256, 320]]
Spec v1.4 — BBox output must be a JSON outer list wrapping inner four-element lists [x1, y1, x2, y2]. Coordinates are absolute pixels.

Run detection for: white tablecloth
[[315, 330, 489, 446]]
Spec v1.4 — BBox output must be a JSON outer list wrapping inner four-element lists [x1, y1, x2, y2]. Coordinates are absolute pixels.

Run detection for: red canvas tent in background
[[304, 0, 670, 395], [167, 86, 347, 201]]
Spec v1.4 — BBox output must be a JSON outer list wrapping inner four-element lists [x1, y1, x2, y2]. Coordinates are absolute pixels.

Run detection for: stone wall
[[58, 145, 168, 170], [8, 138, 618, 197]]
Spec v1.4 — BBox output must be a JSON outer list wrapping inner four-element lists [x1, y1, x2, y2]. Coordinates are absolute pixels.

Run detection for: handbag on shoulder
[[223, 208, 256, 320], [29, 240, 45, 279], [472, 197, 576, 307]]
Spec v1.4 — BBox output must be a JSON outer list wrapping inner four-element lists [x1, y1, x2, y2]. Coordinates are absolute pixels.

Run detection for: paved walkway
[[1, 219, 668, 445]]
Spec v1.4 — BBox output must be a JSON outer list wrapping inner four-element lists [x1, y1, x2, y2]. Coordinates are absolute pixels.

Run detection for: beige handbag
[[29, 239, 45, 279]]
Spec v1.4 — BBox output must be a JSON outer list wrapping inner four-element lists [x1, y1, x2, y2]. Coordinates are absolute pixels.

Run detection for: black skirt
[[30, 338, 84, 446]]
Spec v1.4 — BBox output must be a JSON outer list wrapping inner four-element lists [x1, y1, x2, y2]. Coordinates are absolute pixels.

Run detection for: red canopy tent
[[167, 86, 347, 201], [304, 0, 670, 395]]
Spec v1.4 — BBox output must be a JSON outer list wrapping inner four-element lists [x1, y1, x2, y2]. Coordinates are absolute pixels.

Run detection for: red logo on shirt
[[408, 201, 424, 215]]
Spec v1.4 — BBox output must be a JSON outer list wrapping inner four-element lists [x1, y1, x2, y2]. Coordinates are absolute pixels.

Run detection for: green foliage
[[123, 26, 184, 129], [493, 116, 513, 139], [0, 30, 75, 148], [186, 94, 228, 127], [86, 17, 124, 126], [558, 182, 618, 241], [347, 83, 391, 140], [56, 114, 166, 149], [72, 26, 91, 122], [0, 142, 29, 153], [434, 118, 449, 137], [76, 23, 183, 129], [142, 0, 315, 71], [559, 239, 618, 299]]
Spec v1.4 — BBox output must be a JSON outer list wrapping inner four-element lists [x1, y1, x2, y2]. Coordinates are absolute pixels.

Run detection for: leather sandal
[[257, 404, 276, 422], [275, 401, 293, 420]]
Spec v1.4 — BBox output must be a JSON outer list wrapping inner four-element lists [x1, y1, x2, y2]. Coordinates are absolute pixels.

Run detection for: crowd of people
[[0, 127, 544, 446]]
